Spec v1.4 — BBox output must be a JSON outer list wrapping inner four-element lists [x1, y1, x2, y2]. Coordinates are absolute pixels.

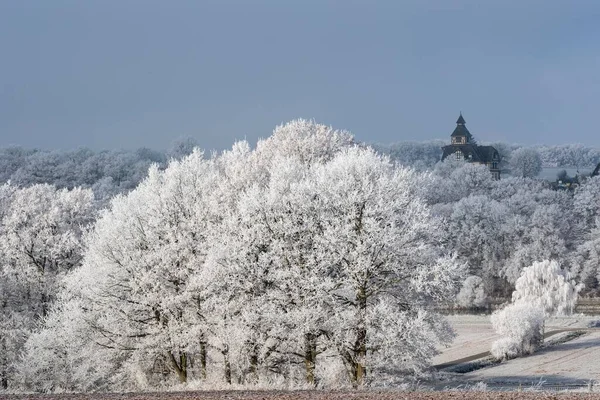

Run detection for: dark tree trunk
[[199, 340, 207, 380], [169, 352, 187, 383], [248, 343, 259, 384], [222, 345, 232, 384], [304, 332, 317, 385], [353, 286, 367, 387]]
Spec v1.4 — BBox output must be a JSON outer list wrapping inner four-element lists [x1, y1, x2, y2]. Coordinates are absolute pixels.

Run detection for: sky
[[1, 0, 600, 152]]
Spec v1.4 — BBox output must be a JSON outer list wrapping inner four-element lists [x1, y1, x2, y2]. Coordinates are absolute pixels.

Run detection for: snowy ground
[[433, 315, 500, 365], [436, 314, 600, 389], [465, 330, 600, 385]]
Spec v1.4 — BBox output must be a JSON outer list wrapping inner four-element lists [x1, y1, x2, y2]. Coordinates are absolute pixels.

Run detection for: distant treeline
[[1, 140, 598, 202], [373, 141, 600, 171], [0, 138, 199, 201]]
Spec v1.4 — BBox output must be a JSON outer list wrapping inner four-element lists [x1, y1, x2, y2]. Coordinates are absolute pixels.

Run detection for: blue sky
[[1, 0, 599, 151]]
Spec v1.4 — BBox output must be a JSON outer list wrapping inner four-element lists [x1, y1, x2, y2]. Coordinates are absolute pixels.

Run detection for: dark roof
[[442, 144, 481, 162], [451, 113, 473, 139], [441, 144, 499, 165], [451, 124, 473, 138], [477, 146, 500, 162], [593, 163, 600, 177]]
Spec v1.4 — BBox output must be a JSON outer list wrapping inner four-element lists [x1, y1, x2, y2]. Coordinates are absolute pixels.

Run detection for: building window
[[455, 150, 463, 160], [492, 162, 498, 169]]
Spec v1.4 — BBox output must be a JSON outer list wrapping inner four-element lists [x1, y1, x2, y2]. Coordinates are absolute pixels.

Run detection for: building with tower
[[441, 114, 501, 179]]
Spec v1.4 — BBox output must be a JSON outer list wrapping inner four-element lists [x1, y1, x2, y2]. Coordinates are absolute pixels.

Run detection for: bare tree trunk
[[247, 343, 259, 384], [354, 326, 367, 386], [199, 340, 207, 380], [222, 345, 232, 384], [0, 336, 7, 390], [304, 332, 317, 385], [169, 352, 187, 383], [353, 286, 367, 387]]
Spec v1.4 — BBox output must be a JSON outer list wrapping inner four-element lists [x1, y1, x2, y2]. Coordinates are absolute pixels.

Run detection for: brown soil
[[3, 391, 600, 400]]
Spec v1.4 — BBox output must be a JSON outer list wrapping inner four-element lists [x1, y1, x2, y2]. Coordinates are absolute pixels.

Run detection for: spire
[[450, 112, 473, 142]]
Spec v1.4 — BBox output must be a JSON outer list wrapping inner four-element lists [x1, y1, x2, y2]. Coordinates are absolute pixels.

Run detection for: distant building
[[441, 114, 501, 179]]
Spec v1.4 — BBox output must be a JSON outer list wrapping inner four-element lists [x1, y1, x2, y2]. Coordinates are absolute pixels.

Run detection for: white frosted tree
[[574, 176, 600, 229], [512, 260, 582, 316], [446, 194, 510, 292], [307, 147, 464, 386], [490, 303, 544, 360], [456, 275, 487, 308], [491, 259, 582, 360], [0, 184, 95, 390], [509, 147, 542, 178], [205, 121, 355, 386], [574, 217, 600, 294], [501, 190, 575, 284]]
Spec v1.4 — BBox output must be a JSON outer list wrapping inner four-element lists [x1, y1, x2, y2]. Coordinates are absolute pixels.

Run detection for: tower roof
[[451, 113, 473, 139]]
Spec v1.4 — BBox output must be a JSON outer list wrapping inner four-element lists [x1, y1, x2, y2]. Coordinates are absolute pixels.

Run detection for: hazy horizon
[[2, 1, 599, 151]]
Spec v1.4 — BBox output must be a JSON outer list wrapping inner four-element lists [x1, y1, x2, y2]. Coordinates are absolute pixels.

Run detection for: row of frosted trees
[[3, 121, 464, 392]]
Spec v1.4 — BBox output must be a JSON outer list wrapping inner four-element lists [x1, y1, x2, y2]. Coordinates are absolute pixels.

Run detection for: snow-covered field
[[466, 330, 600, 385], [436, 314, 600, 387], [433, 315, 501, 365]]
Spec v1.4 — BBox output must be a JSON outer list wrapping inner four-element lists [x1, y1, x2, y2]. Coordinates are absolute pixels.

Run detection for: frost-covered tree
[[490, 303, 544, 360], [536, 143, 600, 169], [512, 260, 582, 317], [253, 118, 354, 168], [372, 140, 444, 171], [446, 195, 509, 283], [456, 276, 487, 308], [167, 137, 200, 161], [509, 148, 542, 178], [69, 151, 217, 386], [307, 147, 463, 385], [574, 176, 600, 229], [0, 184, 94, 390], [574, 218, 600, 295], [491, 260, 581, 361]]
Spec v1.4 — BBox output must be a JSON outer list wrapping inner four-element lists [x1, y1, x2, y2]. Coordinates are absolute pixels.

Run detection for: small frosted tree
[[490, 303, 544, 360], [512, 260, 582, 317], [455, 275, 487, 308], [509, 148, 542, 178], [491, 259, 582, 360]]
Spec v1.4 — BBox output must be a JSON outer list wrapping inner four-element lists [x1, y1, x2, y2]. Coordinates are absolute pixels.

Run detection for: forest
[[1, 120, 599, 392]]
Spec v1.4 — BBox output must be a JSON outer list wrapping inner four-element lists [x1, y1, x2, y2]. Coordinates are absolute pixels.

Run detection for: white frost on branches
[[15, 120, 464, 392], [490, 303, 544, 360], [491, 259, 582, 360], [512, 260, 582, 316], [456, 276, 487, 308]]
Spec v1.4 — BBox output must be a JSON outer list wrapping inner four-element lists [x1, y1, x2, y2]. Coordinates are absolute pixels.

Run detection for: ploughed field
[[5, 392, 600, 400]]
